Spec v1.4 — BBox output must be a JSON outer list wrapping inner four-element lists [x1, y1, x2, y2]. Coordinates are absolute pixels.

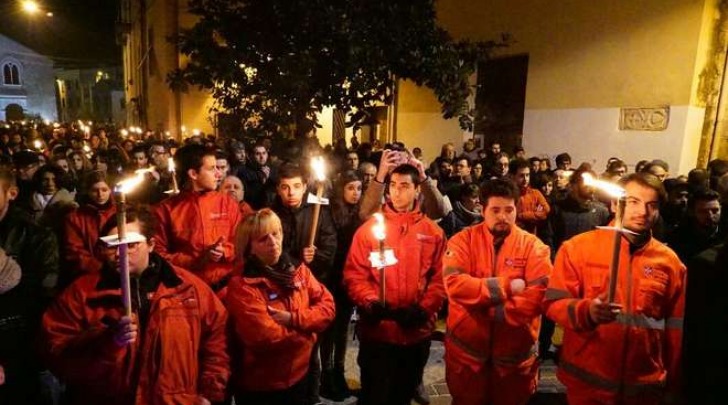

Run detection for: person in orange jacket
[[42, 206, 230, 405], [62, 171, 116, 285], [443, 178, 552, 405], [510, 159, 550, 234], [154, 144, 241, 291], [344, 163, 446, 405], [225, 208, 335, 405], [544, 172, 686, 405]]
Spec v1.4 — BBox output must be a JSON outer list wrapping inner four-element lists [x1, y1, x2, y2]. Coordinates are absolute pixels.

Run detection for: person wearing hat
[[12, 150, 41, 208]]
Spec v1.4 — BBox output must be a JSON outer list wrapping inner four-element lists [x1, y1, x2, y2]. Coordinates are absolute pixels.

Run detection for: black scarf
[[244, 252, 298, 290]]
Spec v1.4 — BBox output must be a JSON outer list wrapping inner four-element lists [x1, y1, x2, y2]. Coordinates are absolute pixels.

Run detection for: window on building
[[2, 62, 21, 86]]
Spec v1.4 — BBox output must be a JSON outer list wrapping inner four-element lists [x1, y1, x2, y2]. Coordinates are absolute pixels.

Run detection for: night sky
[[0, 0, 120, 67]]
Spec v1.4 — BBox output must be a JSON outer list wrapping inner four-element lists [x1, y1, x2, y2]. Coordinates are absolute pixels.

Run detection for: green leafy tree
[[174, 0, 507, 137]]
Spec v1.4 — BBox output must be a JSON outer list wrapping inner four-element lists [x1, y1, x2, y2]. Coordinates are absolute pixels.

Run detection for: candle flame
[[116, 168, 155, 194], [310, 156, 326, 182], [372, 213, 386, 241], [33, 140, 42, 149], [167, 157, 175, 172], [582, 172, 625, 198]]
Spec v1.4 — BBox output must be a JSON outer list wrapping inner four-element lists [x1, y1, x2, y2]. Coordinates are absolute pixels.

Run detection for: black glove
[[392, 305, 429, 329], [361, 301, 391, 324]]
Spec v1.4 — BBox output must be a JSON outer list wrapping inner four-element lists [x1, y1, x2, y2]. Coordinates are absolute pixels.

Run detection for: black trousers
[[357, 339, 431, 405], [234, 376, 308, 405]]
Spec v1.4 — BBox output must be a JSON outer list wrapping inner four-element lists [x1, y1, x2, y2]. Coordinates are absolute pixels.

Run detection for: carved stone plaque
[[619, 106, 670, 131]]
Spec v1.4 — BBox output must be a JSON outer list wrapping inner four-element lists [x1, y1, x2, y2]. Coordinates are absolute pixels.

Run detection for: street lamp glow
[[22, 0, 40, 14]]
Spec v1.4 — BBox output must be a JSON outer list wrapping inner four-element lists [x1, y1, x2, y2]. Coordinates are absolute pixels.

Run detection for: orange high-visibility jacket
[[42, 262, 230, 405], [63, 202, 117, 277], [516, 186, 550, 234], [544, 229, 685, 403], [443, 222, 552, 373], [344, 203, 446, 345], [154, 190, 241, 287], [225, 264, 335, 392]]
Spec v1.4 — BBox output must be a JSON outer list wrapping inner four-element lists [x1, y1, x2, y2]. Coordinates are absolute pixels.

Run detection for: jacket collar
[[95, 252, 183, 292]]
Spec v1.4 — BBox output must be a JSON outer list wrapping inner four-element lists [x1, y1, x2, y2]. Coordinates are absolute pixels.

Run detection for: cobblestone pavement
[[321, 337, 567, 405]]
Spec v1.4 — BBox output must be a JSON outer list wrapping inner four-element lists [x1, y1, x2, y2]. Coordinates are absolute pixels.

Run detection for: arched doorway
[[4, 104, 24, 121]]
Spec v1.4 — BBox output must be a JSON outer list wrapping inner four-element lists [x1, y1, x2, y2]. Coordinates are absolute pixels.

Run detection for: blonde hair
[[235, 208, 282, 261]]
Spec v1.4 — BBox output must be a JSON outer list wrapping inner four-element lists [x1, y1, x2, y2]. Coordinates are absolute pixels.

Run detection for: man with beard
[[544, 173, 686, 405], [442, 178, 552, 405], [667, 187, 722, 262]]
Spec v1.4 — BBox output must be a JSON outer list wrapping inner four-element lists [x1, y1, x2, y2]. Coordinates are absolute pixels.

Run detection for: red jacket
[[41, 259, 230, 405], [239, 201, 255, 218], [544, 229, 685, 403], [154, 190, 241, 288], [63, 203, 117, 277], [344, 203, 446, 344], [516, 186, 550, 234], [225, 264, 334, 392], [443, 223, 552, 373]]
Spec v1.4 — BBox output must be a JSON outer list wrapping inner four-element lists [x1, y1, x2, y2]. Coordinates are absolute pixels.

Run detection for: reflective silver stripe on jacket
[[615, 313, 665, 330], [560, 361, 665, 395]]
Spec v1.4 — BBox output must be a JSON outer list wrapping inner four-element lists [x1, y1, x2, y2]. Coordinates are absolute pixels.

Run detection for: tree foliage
[[174, 0, 508, 137]]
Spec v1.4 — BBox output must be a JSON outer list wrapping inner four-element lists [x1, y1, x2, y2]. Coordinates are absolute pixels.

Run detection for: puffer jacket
[[443, 222, 552, 374], [544, 229, 685, 403], [154, 190, 241, 289], [344, 203, 446, 345], [41, 256, 230, 405], [225, 262, 334, 392]]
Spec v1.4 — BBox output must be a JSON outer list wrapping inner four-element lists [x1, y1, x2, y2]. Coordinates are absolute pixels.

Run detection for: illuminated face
[[277, 176, 306, 208], [103, 221, 152, 276], [41, 171, 58, 195], [345, 153, 359, 170], [132, 152, 148, 169], [150, 146, 168, 167], [540, 181, 554, 196], [56, 159, 70, 173], [491, 143, 501, 155], [388, 173, 419, 212], [496, 157, 510, 176], [483, 196, 516, 238], [454, 159, 471, 177], [250, 228, 283, 266], [89, 181, 111, 206], [216, 158, 230, 182], [648, 166, 668, 182], [438, 162, 452, 178], [190, 155, 221, 191], [360, 165, 376, 188], [253, 146, 268, 165], [473, 163, 483, 178], [694, 199, 721, 230], [72, 154, 84, 171], [514, 167, 530, 188], [221, 176, 244, 202], [343, 180, 362, 205], [620, 181, 660, 234]]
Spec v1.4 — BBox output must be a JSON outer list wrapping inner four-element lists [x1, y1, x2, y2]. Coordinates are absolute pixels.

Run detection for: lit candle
[[114, 169, 153, 316], [372, 212, 387, 304], [307, 156, 327, 247], [33, 140, 42, 150], [167, 157, 179, 194], [582, 173, 626, 303]]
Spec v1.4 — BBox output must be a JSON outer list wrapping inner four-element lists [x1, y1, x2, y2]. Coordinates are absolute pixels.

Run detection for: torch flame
[[372, 213, 386, 241], [310, 156, 326, 182], [167, 157, 175, 172], [582, 172, 625, 199], [116, 168, 155, 194]]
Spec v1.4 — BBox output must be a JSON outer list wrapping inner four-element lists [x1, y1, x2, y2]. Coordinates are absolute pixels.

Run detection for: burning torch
[[582, 173, 629, 303], [307, 156, 328, 247]]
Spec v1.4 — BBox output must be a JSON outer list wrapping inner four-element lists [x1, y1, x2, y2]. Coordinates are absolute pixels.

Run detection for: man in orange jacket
[[511, 160, 550, 234], [544, 172, 686, 405], [42, 206, 230, 405], [154, 144, 241, 291], [344, 163, 446, 405], [443, 178, 552, 405]]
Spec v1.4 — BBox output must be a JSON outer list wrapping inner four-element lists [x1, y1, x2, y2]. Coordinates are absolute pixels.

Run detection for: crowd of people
[[0, 120, 725, 405]]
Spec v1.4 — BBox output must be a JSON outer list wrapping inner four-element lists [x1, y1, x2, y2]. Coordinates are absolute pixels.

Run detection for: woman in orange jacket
[[61, 171, 116, 285], [226, 209, 335, 405]]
